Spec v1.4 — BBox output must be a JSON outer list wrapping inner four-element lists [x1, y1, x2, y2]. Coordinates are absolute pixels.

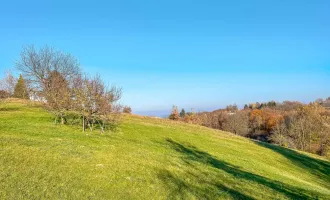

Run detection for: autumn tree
[[264, 111, 284, 132], [0, 71, 16, 96], [269, 104, 330, 155], [270, 122, 289, 147], [169, 105, 179, 120], [13, 74, 29, 99], [223, 111, 250, 136], [287, 104, 326, 152], [44, 71, 71, 124], [16, 45, 81, 121], [16, 45, 80, 101], [72, 75, 122, 132], [0, 71, 14, 105], [196, 110, 229, 129], [0, 90, 10, 99], [0, 90, 10, 106], [277, 101, 303, 111], [123, 106, 132, 114], [249, 109, 264, 132]]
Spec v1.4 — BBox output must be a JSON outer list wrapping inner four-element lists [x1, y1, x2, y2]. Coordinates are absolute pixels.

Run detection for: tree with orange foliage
[[264, 111, 284, 132], [249, 109, 284, 132], [169, 105, 179, 120], [249, 109, 264, 131]]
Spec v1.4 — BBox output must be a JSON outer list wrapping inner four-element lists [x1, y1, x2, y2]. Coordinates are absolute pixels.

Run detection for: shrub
[[183, 114, 200, 124], [0, 90, 10, 99], [123, 106, 132, 114]]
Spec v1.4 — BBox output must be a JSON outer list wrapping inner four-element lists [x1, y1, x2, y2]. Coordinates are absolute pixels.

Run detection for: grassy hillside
[[1, 101, 329, 199]]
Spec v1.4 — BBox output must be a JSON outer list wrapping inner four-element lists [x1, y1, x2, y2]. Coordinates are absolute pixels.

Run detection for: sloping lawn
[[1, 101, 329, 199]]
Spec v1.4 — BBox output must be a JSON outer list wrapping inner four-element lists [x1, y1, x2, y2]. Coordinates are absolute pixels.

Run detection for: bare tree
[[16, 45, 80, 98], [223, 111, 250, 136], [0, 70, 16, 96], [44, 70, 72, 124], [16, 45, 81, 122], [287, 104, 325, 152], [16, 45, 123, 133], [0, 71, 15, 106], [72, 75, 122, 132], [270, 122, 289, 147]]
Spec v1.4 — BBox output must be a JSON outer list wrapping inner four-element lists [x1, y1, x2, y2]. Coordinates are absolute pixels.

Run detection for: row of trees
[[1, 45, 123, 133], [169, 106, 199, 123], [170, 100, 330, 156]]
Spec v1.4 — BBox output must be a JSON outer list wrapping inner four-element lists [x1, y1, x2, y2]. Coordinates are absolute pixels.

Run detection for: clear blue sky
[[1, 0, 329, 115]]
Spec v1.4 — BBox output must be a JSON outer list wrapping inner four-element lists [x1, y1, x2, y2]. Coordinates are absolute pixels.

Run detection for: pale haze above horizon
[[1, 0, 329, 116]]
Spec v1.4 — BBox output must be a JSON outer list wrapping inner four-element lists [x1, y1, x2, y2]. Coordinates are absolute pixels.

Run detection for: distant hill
[[134, 110, 170, 118], [1, 101, 329, 199]]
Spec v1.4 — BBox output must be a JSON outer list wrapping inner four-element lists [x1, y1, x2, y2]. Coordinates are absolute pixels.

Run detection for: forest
[[170, 99, 330, 157]]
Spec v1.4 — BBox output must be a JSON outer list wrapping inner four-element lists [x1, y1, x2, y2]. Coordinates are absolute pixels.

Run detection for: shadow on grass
[[254, 141, 330, 184], [159, 139, 321, 200], [0, 107, 20, 112], [158, 169, 254, 200]]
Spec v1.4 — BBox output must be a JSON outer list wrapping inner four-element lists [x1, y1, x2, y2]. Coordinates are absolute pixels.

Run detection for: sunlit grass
[[1, 101, 329, 199]]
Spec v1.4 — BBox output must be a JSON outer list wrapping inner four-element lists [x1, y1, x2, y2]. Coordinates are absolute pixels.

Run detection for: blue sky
[[1, 0, 329, 115]]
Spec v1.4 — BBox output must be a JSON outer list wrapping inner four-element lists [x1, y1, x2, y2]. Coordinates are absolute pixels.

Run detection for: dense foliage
[[172, 100, 330, 157]]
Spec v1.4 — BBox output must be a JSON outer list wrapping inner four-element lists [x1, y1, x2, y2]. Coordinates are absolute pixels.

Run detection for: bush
[[0, 90, 10, 99], [183, 113, 200, 124], [123, 106, 132, 114]]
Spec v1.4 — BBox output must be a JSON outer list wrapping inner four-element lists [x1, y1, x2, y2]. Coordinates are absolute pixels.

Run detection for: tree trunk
[[82, 116, 85, 132]]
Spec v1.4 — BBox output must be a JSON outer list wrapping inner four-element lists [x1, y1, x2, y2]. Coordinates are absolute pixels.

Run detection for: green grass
[[1, 101, 329, 199]]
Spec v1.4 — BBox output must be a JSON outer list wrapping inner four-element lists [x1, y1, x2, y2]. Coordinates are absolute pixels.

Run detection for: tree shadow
[[253, 141, 330, 184], [158, 169, 255, 200], [160, 138, 323, 200], [0, 107, 20, 111]]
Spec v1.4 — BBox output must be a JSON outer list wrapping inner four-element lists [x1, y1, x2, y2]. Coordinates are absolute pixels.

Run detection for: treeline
[[0, 45, 123, 133], [170, 100, 330, 156]]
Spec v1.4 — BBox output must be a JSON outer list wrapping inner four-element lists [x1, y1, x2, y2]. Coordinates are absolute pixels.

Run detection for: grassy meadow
[[0, 100, 329, 199]]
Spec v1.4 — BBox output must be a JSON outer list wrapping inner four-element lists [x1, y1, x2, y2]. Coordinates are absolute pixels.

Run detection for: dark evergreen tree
[[180, 108, 186, 118], [13, 74, 29, 99]]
